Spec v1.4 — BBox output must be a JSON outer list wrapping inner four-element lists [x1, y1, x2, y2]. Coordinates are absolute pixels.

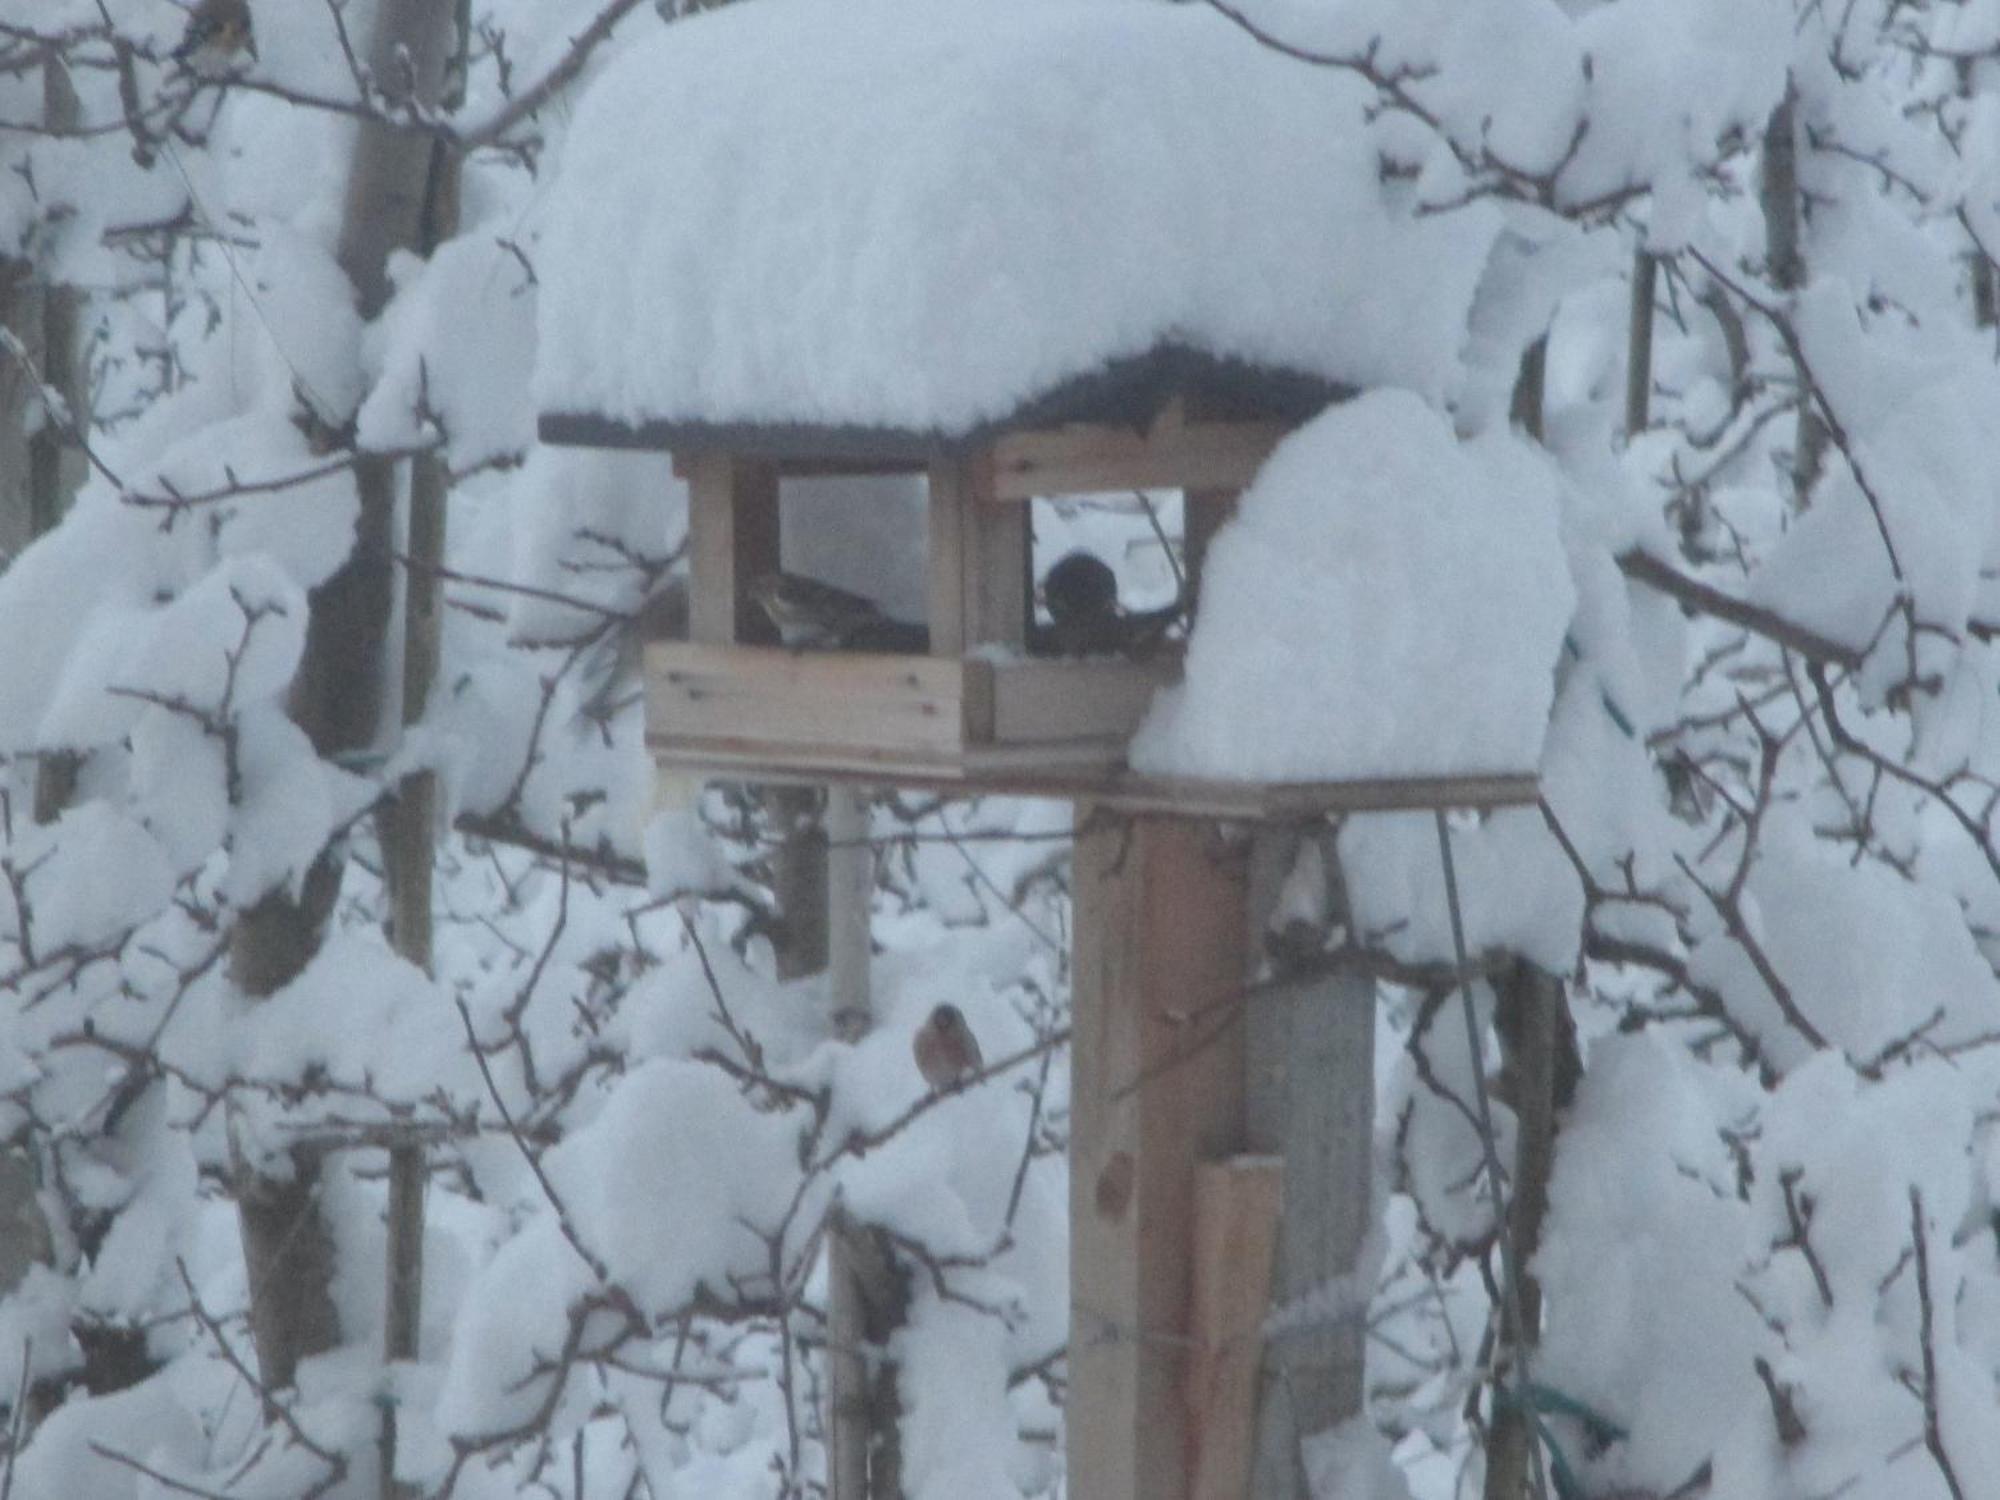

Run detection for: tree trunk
[[232, 0, 454, 1395], [1760, 88, 1826, 505], [378, 19, 468, 1486], [1480, 962, 1574, 1500]]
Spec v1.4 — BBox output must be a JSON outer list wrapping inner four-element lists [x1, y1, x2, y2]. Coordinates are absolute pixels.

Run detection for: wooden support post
[[1188, 1158, 1283, 1500], [1182, 489, 1239, 619], [826, 789, 871, 1042], [687, 452, 780, 644], [1625, 251, 1657, 437], [1070, 811, 1250, 1500], [1244, 829, 1375, 1498], [927, 451, 1027, 656]]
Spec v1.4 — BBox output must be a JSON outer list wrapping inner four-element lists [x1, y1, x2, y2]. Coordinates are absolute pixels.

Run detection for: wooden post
[[1070, 811, 1250, 1500], [687, 453, 780, 645], [1187, 1159, 1283, 1500], [1245, 829, 1374, 1499], [1625, 250, 1656, 436], [926, 451, 1027, 656], [826, 789, 871, 1042], [1183, 489, 1239, 619]]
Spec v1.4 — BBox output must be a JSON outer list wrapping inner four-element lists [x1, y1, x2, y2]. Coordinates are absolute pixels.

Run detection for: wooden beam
[[927, 451, 1028, 655], [1182, 488, 1239, 619], [646, 643, 976, 755], [1186, 1158, 1283, 1500], [989, 416, 1284, 502], [1070, 812, 1250, 1500], [646, 726, 1543, 814], [685, 452, 779, 644]]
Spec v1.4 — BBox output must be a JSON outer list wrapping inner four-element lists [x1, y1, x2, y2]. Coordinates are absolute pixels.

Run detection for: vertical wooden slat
[[1625, 250, 1657, 436], [687, 452, 780, 644], [927, 450, 1027, 658], [1070, 811, 1250, 1500], [1187, 1159, 1283, 1500], [1182, 489, 1239, 620]]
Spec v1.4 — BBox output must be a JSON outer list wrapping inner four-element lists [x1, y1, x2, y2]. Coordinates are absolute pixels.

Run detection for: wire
[[1433, 807, 1552, 1500]]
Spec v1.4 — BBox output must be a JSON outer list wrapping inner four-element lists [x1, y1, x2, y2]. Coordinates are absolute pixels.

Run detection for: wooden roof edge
[[538, 345, 1354, 458], [650, 737, 1540, 817]]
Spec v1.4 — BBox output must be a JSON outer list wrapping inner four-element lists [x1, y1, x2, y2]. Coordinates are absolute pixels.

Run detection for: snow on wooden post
[[1070, 811, 1251, 1500]]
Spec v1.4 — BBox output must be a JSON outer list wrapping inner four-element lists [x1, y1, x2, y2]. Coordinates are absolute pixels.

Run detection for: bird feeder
[[533, 4, 1549, 1498], [540, 348, 1357, 800]]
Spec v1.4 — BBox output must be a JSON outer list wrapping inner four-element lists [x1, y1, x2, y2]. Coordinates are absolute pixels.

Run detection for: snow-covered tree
[[1, 0, 1999, 1498]]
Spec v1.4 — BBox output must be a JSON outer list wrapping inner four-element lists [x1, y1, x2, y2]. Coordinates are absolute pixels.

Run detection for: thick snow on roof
[[533, 0, 1501, 437], [1129, 390, 1574, 781]]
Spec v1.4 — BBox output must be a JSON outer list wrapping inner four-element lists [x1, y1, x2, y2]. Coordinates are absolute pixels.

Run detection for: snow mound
[[533, 0, 1499, 435], [1130, 390, 1573, 781]]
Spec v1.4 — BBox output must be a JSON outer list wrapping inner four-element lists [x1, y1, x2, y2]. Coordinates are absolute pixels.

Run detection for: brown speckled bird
[[749, 571, 893, 650], [913, 1003, 983, 1091]]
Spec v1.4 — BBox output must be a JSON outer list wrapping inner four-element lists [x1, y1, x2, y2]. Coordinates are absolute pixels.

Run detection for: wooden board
[[685, 453, 779, 645], [928, 452, 1028, 655], [1070, 813, 1251, 1500], [648, 733, 1132, 783], [1187, 1158, 1284, 1500], [990, 657, 1178, 743], [646, 735, 1541, 816], [646, 645, 1176, 754], [989, 412, 1285, 502], [646, 643, 976, 755]]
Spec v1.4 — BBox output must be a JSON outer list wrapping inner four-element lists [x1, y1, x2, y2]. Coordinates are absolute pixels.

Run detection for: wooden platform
[[645, 641, 1539, 815]]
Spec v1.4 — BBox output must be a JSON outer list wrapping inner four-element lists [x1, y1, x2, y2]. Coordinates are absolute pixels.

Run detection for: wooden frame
[[644, 643, 1176, 773], [988, 402, 1284, 502]]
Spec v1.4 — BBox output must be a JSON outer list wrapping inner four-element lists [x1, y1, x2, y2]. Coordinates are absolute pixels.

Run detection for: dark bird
[[1036, 550, 1181, 657], [173, 0, 256, 70], [913, 1003, 983, 1091], [750, 571, 909, 651]]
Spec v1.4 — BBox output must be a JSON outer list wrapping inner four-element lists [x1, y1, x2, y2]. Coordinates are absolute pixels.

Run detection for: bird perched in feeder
[[913, 1003, 983, 1091], [1038, 550, 1124, 656], [1036, 549, 1183, 657], [750, 571, 902, 651], [172, 0, 256, 72]]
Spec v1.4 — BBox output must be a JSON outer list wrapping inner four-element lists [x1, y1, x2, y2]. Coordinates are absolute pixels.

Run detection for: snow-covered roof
[[533, 0, 1501, 445]]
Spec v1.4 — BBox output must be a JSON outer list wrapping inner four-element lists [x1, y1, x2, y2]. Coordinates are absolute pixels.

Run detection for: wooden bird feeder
[[540, 346, 1361, 802], [535, 6, 1544, 1496], [538, 347, 1537, 815]]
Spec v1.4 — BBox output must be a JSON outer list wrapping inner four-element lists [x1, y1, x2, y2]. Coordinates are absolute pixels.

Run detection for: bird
[[172, 0, 256, 71], [749, 571, 905, 651], [1035, 550, 1183, 657], [912, 1003, 983, 1091], [1038, 551, 1124, 656]]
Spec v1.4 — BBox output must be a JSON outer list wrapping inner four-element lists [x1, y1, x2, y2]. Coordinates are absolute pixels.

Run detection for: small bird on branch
[[913, 1004, 983, 1091], [749, 571, 923, 652], [173, 0, 256, 71]]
